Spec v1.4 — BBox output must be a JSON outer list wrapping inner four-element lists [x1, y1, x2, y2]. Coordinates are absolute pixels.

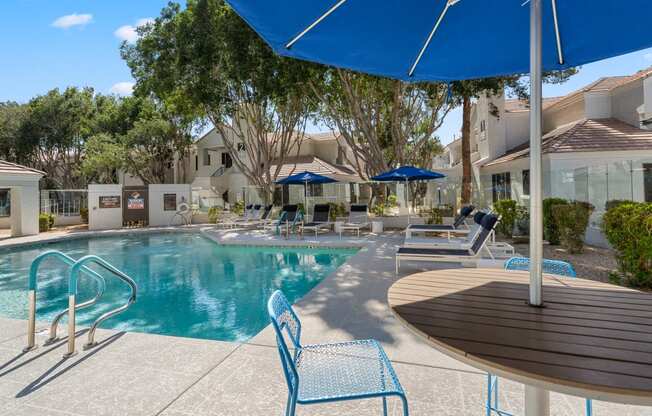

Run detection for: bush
[[515, 205, 529, 236], [39, 213, 54, 232], [543, 198, 568, 244], [231, 200, 245, 216], [493, 199, 518, 237], [602, 202, 652, 288], [79, 207, 88, 224], [327, 202, 347, 221], [208, 206, 223, 224], [605, 199, 630, 212], [552, 201, 594, 254], [419, 208, 443, 225]]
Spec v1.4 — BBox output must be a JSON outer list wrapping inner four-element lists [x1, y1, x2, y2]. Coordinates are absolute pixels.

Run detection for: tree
[[122, 0, 319, 202], [451, 70, 577, 204], [0, 102, 28, 162]]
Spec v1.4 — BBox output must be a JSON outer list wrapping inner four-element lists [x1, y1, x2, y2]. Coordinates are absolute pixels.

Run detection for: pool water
[[0, 233, 356, 342]]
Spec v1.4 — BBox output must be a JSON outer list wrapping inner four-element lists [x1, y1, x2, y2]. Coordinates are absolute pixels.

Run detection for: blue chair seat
[[295, 339, 404, 404]]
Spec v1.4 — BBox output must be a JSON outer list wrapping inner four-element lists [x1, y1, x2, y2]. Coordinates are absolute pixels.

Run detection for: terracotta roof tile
[[484, 118, 652, 166]]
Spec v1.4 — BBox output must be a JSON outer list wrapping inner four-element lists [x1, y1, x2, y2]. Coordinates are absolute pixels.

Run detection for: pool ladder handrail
[[66, 255, 137, 357], [25, 251, 107, 352]]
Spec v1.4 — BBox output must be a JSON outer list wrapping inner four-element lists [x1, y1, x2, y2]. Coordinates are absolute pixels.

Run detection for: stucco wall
[[88, 184, 123, 231], [148, 184, 192, 226], [611, 80, 644, 127]]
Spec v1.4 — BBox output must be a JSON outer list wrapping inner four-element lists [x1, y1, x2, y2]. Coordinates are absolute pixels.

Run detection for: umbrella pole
[[526, 1, 549, 415], [406, 179, 410, 224]]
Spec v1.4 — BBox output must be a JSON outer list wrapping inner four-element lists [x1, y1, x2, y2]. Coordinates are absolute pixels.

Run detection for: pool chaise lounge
[[300, 204, 332, 237], [264, 204, 302, 236], [396, 214, 499, 272], [404, 205, 475, 239], [339, 204, 371, 238]]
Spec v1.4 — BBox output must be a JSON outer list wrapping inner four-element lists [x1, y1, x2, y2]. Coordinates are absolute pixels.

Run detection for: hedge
[[543, 198, 568, 244], [551, 201, 594, 254], [493, 199, 517, 237], [602, 202, 652, 288], [39, 213, 54, 232]]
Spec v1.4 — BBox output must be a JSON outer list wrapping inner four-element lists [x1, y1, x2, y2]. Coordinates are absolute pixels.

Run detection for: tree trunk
[[461, 96, 473, 204]]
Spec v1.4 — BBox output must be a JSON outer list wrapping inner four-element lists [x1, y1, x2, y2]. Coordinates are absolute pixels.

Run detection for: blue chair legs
[[586, 399, 593, 416]]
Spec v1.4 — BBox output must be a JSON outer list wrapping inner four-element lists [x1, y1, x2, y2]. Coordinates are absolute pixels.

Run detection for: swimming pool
[[0, 233, 357, 342]]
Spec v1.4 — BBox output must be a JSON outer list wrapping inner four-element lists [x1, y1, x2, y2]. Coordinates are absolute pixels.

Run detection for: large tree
[[122, 0, 319, 202]]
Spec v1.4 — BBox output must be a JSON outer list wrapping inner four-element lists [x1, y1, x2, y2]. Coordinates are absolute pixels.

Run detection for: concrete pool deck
[[1, 227, 651, 415]]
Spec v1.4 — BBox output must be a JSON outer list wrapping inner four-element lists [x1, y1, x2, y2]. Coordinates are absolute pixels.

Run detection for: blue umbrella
[[371, 166, 445, 223], [228, 0, 652, 310], [276, 171, 337, 212]]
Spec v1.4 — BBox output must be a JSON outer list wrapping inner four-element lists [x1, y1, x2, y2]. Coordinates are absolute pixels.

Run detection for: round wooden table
[[388, 268, 652, 415]]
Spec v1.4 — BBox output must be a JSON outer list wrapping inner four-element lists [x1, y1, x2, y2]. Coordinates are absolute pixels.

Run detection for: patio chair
[[487, 257, 589, 416], [395, 213, 498, 273], [265, 205, 302, 237], [404, 212, 515, 257], [249, 205, 274, 228], [300, 204, 332, 237], [267, 290, 409, 416], [404, 205, 475, 239], [216, 204, 254, 228], [339, 204, 371, 238]]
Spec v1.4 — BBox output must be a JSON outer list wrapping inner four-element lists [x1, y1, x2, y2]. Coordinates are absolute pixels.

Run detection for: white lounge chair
[[404, 205, 475, 239], [339, 204, 370, 238], [396, 214, 499, 273]]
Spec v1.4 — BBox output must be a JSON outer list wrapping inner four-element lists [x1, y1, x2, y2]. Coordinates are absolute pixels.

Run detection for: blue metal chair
[[268, 290, 409, 416], [486, 257, 591, 416]]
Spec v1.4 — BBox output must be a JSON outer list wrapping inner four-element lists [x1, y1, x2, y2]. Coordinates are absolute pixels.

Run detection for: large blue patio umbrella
[[276, 171, 337, 213], [226, 0, 652, 310], [371, 166, 445, 223]]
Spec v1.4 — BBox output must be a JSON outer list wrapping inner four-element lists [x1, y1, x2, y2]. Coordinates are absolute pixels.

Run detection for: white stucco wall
[[0, 174, 42, 236], [148, 184, 191, 226], [611, 80, 644, 127], [88, 184, 123, 231]]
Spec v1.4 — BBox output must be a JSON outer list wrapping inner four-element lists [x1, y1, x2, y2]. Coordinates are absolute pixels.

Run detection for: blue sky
[[1, 1, 651, 144]]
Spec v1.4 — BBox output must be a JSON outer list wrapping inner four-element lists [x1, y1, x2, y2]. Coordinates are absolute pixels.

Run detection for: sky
[[1, 1, 652, 144]]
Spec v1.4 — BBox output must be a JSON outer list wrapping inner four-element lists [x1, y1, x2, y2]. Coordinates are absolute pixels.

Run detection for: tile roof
[[0, 160, 45, 176], [271, 155, 363, 182], [484, 118, 652, 166]]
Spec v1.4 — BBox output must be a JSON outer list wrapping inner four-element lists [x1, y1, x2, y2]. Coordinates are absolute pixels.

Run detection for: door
[[122, 186, 149, 227]]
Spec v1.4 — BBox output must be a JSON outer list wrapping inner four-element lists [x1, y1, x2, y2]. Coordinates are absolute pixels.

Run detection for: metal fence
[[40, 190, 88, 217]]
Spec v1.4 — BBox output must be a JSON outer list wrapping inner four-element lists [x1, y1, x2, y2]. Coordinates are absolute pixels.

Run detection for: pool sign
[[99, 195, 121, 209], [127, 191, 145, 210]]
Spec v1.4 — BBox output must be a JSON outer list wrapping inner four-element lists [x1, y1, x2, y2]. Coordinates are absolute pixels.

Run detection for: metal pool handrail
[[66, 255, 137, 357], [25, 250, 106, 352]]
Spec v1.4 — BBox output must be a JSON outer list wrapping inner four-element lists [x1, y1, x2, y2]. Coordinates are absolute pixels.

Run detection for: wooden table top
[[388, 268, 652, 405]]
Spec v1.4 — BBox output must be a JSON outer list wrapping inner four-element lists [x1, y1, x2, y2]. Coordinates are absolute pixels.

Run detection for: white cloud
[[52, 13, 93, 29], [644, 53, 652, 62], [114, 18, 154, 43], [110, 82, 135, 96]]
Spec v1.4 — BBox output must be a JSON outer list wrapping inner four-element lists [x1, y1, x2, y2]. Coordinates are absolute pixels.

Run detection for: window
[[522, 170, 530, 196], [480, 120, 486, 132], [195, 155, 198, 171], [644, 163, 652, 202], [491, 172, 511, 202], [308, 183, 323, 197], [203, 149, 211, 166], [221, 152, 233, 168], [0, 189, 10, 217]]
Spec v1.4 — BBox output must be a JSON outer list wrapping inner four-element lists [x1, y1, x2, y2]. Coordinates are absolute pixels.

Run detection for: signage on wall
[[127, 191, 145, 210], [163, 194, 177, 211], [99, 196, 121, 209]]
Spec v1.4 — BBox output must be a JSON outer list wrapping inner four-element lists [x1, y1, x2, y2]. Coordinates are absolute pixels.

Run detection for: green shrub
[[327, 202, 347, 221], [231, 200, 245, 216], [552, 201, 594, 254], [602, 202, 652, 288], [493, 199, 517, 237], [419, 208, 444, 225], [79, 207, 89, 224], [515, 205, 529, 235], [370, 203, 385, 217], [437, 204, 455, 218], [605, 199, 630, 212], [208, 206, 223, 224], [543, 198, 568, 244], [39, 213, 53, 232]]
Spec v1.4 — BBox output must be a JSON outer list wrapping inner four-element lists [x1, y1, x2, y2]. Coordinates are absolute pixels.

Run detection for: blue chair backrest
[[505, 257, 577, 278], [473, 211, 486, 225], [470, 214, 498, 255], [268, 291, 302, 393], [454, 205, 475, 228]]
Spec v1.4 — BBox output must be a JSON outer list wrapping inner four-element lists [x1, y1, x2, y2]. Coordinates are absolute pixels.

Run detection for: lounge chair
[[404, 212, 515, 257], [215, 204, 255, 228], [339, 204, 371, 238], [264, 204, 302, 237], [395, 213, 498, 273], [300, 204, 332, 237], [248, 205, 274, 228], [404, 205, 475, 239], [268, 290, 409, 416], [488, 257, 588, 416]]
